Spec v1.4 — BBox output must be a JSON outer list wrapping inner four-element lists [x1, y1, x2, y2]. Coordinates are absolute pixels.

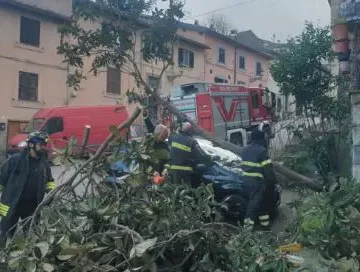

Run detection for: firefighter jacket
[[143, 114, 170, 173], [169, 132, 211, 173], [0, 149, 55, 218], [241, 142, 276, 185]]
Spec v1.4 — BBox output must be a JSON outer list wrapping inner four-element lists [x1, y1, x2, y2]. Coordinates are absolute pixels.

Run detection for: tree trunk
[[156, 95, 323, 191]]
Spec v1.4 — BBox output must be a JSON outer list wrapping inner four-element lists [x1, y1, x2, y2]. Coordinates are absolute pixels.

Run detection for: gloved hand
[[152, 171, 165, 185], [161, 169, 168, 178]]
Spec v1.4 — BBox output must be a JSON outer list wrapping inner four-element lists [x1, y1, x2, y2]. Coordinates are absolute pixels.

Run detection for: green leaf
[[130, 237, 158, 258], [8, 257, 21, 269], [26, 262, 36, 272], [56, 254, 75, 261], [34, 242, 49, 259], [9, 250, 23, 258], [55, 235, 66, 245], [42, 263, 55, 272]]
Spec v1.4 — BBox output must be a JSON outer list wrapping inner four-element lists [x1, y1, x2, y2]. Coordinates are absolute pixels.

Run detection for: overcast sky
[[159, 0, 330, 42]]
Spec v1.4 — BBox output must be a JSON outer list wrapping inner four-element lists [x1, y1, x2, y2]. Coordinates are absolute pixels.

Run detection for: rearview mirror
[[195, 164, 207, 173]]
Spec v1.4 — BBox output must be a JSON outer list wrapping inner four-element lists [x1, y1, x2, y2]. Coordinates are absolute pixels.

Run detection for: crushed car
[[105, 137, 282, 222]]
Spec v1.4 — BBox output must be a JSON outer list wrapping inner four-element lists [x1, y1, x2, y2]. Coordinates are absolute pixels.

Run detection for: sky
[[159, 0, 330, 42]]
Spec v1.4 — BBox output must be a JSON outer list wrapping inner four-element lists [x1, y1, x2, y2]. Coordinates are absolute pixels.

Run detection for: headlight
[[18, 141, 27, 148]]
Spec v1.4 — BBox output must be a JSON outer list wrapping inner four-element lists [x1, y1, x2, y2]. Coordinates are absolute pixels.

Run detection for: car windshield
[[195, 138, 242, 166]]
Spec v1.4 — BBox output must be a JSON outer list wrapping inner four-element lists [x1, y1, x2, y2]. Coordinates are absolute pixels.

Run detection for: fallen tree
[[57, 0, 323, 192], [2, 113, 297, 271]]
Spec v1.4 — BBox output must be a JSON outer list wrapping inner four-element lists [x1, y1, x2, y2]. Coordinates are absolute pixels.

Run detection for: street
[[51, 165, 90, 196]]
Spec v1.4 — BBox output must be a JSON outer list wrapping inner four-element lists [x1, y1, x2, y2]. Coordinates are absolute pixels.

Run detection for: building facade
[[328, 0, 360, 178], [0, 0, 286, 160]]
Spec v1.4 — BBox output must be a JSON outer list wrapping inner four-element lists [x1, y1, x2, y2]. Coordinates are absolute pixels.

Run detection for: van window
[[251, 91, 259, 109], [43, 117, 64, 135]]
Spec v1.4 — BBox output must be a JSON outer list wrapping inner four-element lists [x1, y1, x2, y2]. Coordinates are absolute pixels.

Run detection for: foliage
[[227, 230, 295, 272], [298, 178, 360, 260], [270, 22, 334, 109], [270, 22, 351, 180], [58, 0, 184, 93], [205, 13, 234, 36], [283, 149, 311, 175], [2, 133, 294, 271]]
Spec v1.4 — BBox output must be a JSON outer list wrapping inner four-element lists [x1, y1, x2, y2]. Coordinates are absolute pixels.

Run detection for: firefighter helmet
[[26, 131, 50, 145]]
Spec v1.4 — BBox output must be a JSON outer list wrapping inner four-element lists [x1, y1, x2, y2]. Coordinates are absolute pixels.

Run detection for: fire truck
[[170, 82, 276, 146]]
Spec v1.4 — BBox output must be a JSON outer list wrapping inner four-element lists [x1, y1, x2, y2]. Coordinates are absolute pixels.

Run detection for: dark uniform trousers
[[241, 143, 276, 228], [0, 198, 38, 239]]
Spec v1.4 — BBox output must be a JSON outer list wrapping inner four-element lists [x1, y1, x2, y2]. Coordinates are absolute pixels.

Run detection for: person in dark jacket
[[143, 109, 170, 177], [241, 129, 277, 230], [0, 131, 55, 242], [168, 122, 211, 187]]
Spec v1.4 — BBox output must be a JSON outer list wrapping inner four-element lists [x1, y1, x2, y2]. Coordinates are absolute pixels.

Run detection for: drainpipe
[[66, 62, 70, 106], [234, 47, 237, 84], [204, 48, 206, 81]]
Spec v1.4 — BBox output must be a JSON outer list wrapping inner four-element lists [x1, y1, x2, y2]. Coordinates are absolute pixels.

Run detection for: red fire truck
[[170, 83, 276, 146]]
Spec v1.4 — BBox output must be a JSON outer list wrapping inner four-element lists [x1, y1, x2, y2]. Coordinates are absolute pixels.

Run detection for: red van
[[7, 105, 130, 157]]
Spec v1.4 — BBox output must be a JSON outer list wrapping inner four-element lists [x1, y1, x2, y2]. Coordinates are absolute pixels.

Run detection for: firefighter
[[241, 129, 277, 230], [168, 122, 211, 187], [0, 131, 55, 242], [143, 109, 170, 182]]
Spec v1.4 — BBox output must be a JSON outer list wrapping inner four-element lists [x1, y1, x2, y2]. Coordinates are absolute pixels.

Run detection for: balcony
[[339, 0, 360, 22]]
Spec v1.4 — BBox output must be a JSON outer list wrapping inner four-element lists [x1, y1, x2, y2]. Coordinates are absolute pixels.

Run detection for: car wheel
[[220, 194, 247, 224]]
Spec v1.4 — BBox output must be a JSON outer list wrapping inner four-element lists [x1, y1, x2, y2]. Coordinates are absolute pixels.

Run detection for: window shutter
[[178, 48, 184, 66], [189, 51, 194, 68], [107, 67, 121, 94]]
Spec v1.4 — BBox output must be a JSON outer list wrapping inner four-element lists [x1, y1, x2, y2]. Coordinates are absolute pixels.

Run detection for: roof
[[177, 35, 211, 49], [235, 30, 285, 57], [179, 22, 241, 47], [73, 1, 283, 58], [179, 22, 277, 59], [0, 0, 71, 22]]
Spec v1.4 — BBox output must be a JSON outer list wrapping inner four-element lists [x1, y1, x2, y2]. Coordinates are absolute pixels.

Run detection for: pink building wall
[[0, 1, 275, 159]]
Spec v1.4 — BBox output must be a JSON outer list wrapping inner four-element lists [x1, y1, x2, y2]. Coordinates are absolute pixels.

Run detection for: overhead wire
[[187, 0, 262, 18]]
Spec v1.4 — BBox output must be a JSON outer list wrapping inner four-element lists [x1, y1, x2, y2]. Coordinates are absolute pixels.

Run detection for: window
[[251, 91, 259, 109], [106, 67, 121, 95], [256, 62, 263, 76], [148, 76, 160, 90], [20, 17, 40, 47], [239, 56, 246, 70], [18, 72, 38, 101], [43, 117, 64, 135], [178, 48, 194, 68], [218, 48, 226, 64], [214, 77, 228, 83]]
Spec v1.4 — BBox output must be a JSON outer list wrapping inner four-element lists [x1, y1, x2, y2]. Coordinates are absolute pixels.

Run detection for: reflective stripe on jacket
[[241, 143, 275, 183], [169, 133, 195, 172]]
